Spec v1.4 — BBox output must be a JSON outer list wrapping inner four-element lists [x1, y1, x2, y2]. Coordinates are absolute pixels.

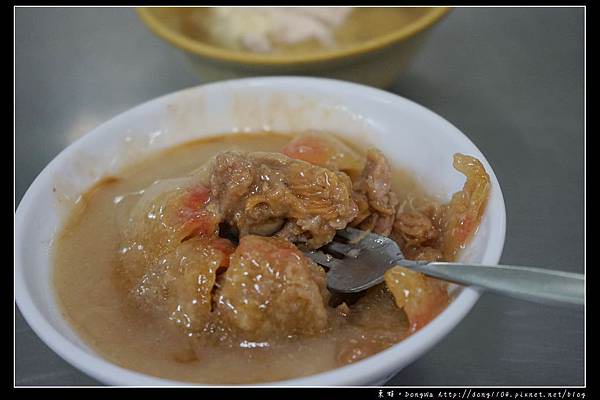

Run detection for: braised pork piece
[[54, 132, 490, 383]]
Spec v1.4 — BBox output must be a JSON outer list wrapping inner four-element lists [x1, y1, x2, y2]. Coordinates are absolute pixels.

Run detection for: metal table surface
[[15, 7, 584, 386]]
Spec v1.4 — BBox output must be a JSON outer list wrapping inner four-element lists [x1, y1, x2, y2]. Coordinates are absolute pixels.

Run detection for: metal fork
[[304, 227, 584, 306]]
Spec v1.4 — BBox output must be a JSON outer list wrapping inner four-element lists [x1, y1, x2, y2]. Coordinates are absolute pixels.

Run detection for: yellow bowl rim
[[137, 7, 451, 66]]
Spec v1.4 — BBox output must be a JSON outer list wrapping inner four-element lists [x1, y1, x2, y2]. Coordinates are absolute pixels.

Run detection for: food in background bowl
[[194, 7, 354, 53], [137, 7, 450, 87], [180, 7, 430, 55], [53, 131, 490, 384]]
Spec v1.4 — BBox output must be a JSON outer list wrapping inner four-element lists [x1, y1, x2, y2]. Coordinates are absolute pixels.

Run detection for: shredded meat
[[215, 235, 329, 339], [350, 149, 399, 236], [392, 195, 445, 261], [394, 212, 439, 247], [282, 137, 400, 237], [208, 151, 358, 248]]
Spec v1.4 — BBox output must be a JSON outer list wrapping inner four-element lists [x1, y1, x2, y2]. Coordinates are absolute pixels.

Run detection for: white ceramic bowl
[[15, 77, 506, 386]]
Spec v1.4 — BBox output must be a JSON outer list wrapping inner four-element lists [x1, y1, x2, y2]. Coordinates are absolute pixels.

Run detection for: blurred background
[[15, 7, 584, 385]]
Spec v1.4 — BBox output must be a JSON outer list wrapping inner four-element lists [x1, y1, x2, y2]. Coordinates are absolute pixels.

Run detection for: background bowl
[[15, 77, 506, 385], [137, 7, 450, 88]]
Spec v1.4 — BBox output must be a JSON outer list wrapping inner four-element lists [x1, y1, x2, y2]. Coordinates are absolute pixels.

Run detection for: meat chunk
[[393, 196, 445, 246], [391, 154, 490, 262], [118, 178, 221, 287], [394, 212, 439, 247], [392, 198, 444, 262], [116, 150, 356, 337], [215, 235, 329, 339], [440, 154, 490, 260], [209, 151, 358, 248], [116, 176, 232, 334], [282, 132, 364, 175], [384, 266, 449, 332], [350, 149, 399, 236], [125, 236, 234, 333]]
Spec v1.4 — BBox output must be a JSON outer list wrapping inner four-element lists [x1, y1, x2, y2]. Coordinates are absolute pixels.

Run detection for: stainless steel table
[[15, 7, 584, 386]]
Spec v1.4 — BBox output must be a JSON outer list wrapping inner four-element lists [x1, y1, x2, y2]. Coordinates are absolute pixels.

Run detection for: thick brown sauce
[[53, 133, 434, 384]]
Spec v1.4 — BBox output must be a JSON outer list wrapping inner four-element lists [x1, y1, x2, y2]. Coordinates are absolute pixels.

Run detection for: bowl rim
[[15, 76, 506, 386], [136, 7, 451, 66]]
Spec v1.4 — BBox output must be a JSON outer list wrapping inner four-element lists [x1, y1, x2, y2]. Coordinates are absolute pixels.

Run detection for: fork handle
[[405, 261, 584, 306]]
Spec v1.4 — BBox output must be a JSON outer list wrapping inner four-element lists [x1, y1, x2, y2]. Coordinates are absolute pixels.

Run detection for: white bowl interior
[[15, 77, 506, 386]]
